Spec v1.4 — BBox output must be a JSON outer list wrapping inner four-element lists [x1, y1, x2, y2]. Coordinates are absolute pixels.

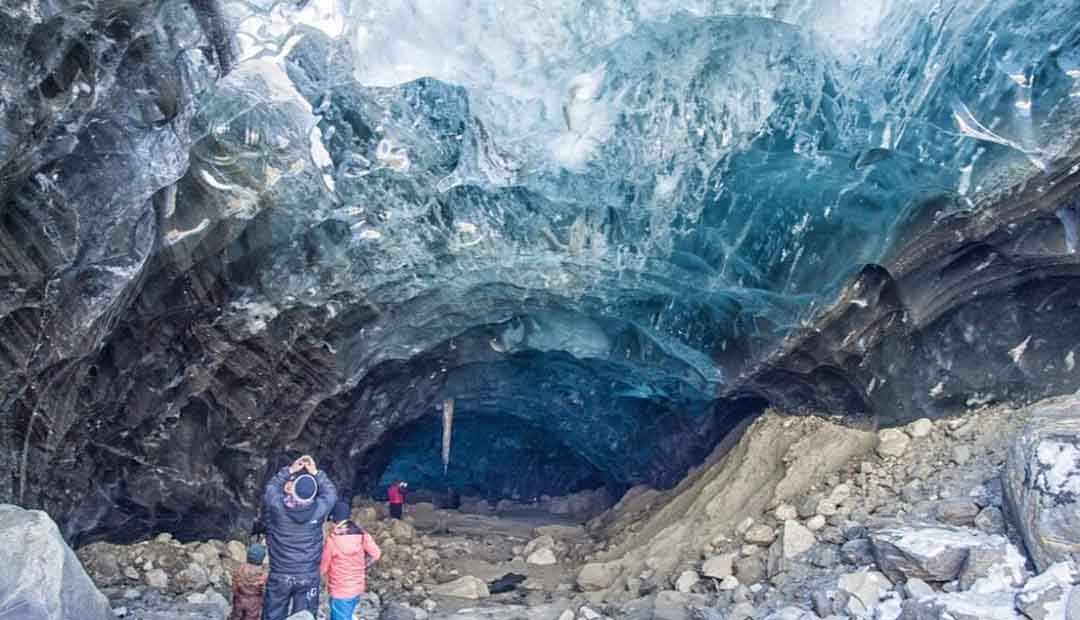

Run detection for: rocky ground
[[69, 395, 1080, 620]]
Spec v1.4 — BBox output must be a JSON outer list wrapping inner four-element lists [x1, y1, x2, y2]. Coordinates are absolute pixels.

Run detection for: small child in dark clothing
[[230, 543, 268, 620]]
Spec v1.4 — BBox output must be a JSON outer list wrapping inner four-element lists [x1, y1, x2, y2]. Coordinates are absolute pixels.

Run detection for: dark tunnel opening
[[355, 393, 771, 511]]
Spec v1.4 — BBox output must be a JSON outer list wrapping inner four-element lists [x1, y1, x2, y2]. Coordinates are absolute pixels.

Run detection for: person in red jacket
[[387, 481, 407, 519], [321, 502, 382, 620]]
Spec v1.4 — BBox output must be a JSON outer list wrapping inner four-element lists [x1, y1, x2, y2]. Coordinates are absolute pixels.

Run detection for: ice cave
[[2, 0, 1080, 617]]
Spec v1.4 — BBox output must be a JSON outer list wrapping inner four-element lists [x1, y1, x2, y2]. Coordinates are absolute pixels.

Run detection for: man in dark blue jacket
[[262, 455, 338, 620]]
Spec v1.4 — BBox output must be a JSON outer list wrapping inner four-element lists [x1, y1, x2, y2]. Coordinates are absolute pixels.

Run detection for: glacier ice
[[3, 0, 1080, 539]]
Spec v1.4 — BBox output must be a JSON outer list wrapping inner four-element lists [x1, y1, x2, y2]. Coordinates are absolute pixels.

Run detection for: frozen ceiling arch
[[0, 0, 1079, 543]]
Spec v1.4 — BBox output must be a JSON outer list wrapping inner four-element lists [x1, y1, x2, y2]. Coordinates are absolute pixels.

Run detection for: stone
[[958, 541, 1027, 591], [1015, 562, 1080, 620], [0, 505, 113, 620], [144, 569, 169, 590], [744, 524, 777, 545], [898, 590, 1022, 619], [811, 545, 838, 568], [908, 418, 934, 438], [841, 539, 875, 566], [557, 611, 574, 620], [675, 570, 700, 593], [701, 553, 735, 579], [870, 525, 1019, 583], [951, 445, 972, 465], [382, 602, 419, 620], [878, 428, 912, 458], [734, 556, 767, 585], [811, 590, 834, 617], [653, 591, 709, 620], [775, 504, 798, 521], [729, 603, 757, 620], [390, 520, 416, 542], [780, 520, 816, 559], [227, 540, 247, 563], [763, 607, 819, 620], [155, 533, 173, 544], [1003, 396, 1080, 572], [798, 494, 823, 518], [933, 499, 981, 527], [718, 575, 740, 590], [123, 566, 140, 580], [905, 578, 935, 600], [838, 571, 891, 614], [285, 613, 316, 620], [175, 563, 210, 591], [806, 515, 827, 531], [580, 606, 602, 620], [527, 548, 558, 566], [430, 575, 489, 599], [577, 562, 621, 591], [975, 506, 1007, 534], [523, 535, 555, 556]]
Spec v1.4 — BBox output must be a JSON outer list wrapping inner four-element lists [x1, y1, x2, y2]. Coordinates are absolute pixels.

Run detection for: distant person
[[229, 543, 268, 620], [321, 501, 382, 620], [262, 455, 338, 620], [387, 480, 407, 519]]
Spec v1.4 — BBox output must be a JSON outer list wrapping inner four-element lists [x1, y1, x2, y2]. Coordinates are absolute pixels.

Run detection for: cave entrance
[[372, 412, 612, 506]]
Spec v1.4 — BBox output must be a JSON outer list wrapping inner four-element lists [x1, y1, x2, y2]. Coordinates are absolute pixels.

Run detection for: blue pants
[[262, 572, 320, 620], [329, 596, 360, 620]]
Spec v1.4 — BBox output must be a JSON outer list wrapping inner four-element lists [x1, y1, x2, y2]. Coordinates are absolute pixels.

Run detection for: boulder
[[905, 578, 935, 600], [0, 504, 113, 620], [1015, 562, 1080, 620], [577, 562, 621, 591], [523, 535, 555, 557], [837, 571, 891, 612], [734, 556, 766, 585], [144, 568, 169, 590], [898, 590, 1022, 619], [870, 525, 1020, 583], [878, 428, 912, 458], [390, 520, 416, 542], [382, 601, 420, 620], [1003, 396, 1080, 572], [226, 540, 247, 563], [701, 553, 735, 579], [908, 419, 934, 438], [652, 591, 710, 620], [763, 607, 819, 620], [779, 520, 816, 559], [675, 570, 699, 593], [744, 524, 777, 545], [976, 507, 1007, 534], [526, 548, 558, 566], [430, 575, 490, 599], [933, 499, 981, 527]]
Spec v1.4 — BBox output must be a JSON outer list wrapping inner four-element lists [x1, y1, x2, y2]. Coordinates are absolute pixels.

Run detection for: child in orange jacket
[[321, 502, 382, 620]]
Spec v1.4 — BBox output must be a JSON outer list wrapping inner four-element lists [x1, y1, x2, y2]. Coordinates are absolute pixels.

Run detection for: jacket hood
[[285, 501, 318, 523], [330, 532, 368, 555]]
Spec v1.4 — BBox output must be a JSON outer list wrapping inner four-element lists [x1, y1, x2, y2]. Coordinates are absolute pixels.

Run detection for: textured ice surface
[[4, 0, 1080, 540]]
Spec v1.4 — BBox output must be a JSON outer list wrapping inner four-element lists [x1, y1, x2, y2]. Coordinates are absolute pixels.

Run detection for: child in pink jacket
[[321, 502, 382, 620]]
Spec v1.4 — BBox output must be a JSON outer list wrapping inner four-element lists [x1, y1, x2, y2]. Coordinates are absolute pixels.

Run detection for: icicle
[[442, 398, 454, 474]]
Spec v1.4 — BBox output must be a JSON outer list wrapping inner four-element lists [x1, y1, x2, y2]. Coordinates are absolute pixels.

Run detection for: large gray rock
[[1004, 396, 1080, 572], [577, 562, 621, 591], [870, 525, 1023, 584], [898, 590, 1022, 619], [0, 504, 112, 620], [431, 575, 490, 599], [1014, 562, 1080, 620]]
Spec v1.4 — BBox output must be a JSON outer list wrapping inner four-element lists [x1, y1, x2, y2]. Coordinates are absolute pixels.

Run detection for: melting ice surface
[[198, 0, 1080, 491]]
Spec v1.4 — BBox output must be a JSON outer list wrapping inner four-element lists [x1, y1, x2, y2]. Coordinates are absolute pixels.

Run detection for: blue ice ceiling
[[4, 0, 1079, 541], [192, 0, 1080, 496]]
